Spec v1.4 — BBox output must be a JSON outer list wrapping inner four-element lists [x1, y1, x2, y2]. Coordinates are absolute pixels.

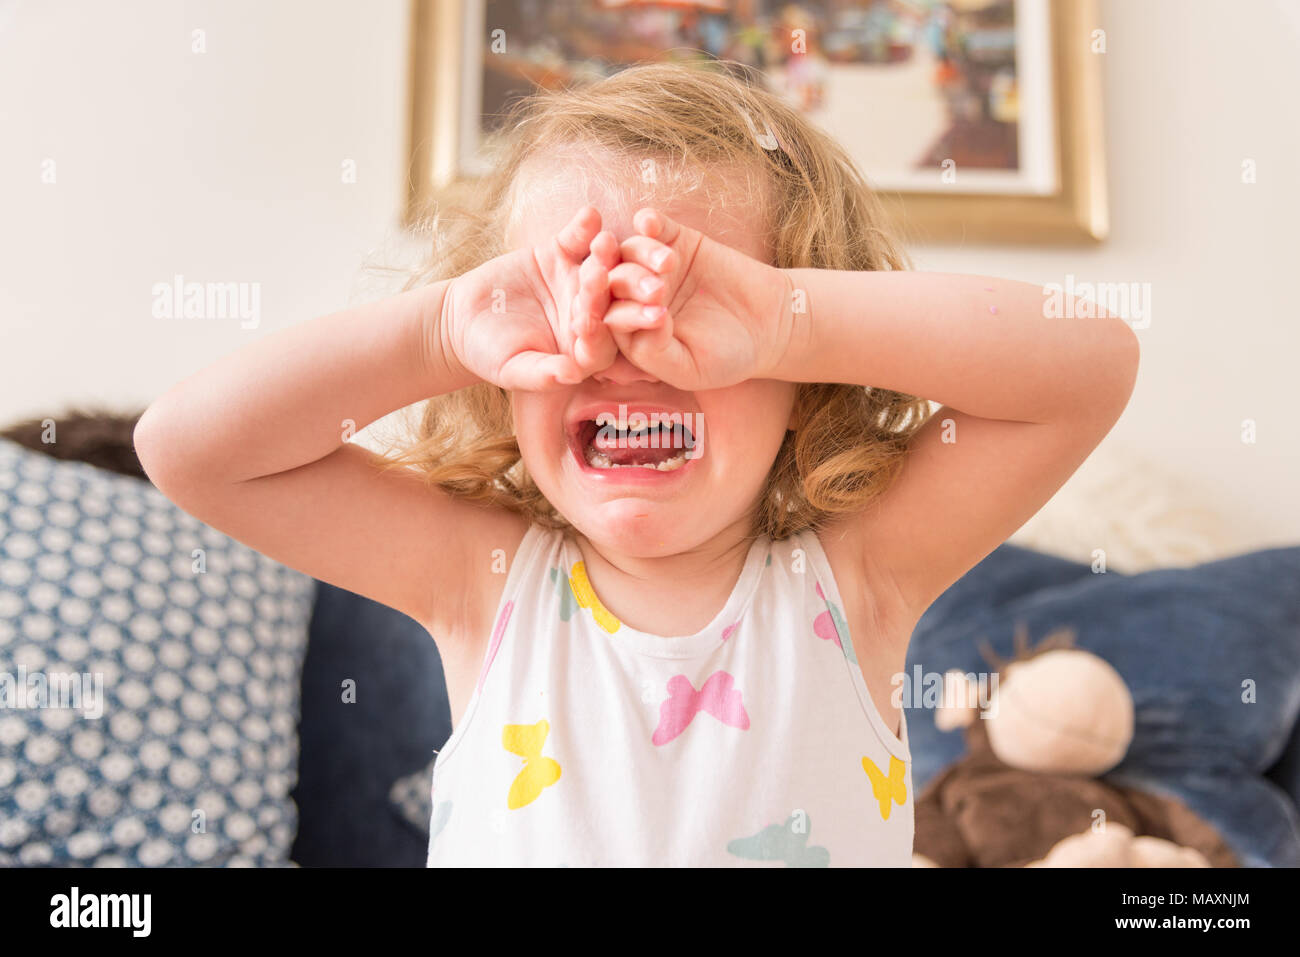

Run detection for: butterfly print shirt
[[425, 523, 914, 867]]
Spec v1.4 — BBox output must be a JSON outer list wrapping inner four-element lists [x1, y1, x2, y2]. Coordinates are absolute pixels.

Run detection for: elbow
[[1114, 316, 1140, 407], [1096, 317, 1140, 423], [132, 404, 166, 489], [133, 402, 189, 496]]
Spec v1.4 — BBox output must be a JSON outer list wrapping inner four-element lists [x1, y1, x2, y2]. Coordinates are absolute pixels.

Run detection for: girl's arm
[[133, 282, 525, 635], [774, 269, 1140, 621], [603, 210, 1133, 624], [135, 206, 633, 638], [583, 207, 1138, 628]]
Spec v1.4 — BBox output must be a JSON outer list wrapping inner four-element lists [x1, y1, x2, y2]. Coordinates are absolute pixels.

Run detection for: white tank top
[[426, 523, 913, 867]]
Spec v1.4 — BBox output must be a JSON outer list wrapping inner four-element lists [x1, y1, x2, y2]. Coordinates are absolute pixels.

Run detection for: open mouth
[[567, 412, 699, 474]]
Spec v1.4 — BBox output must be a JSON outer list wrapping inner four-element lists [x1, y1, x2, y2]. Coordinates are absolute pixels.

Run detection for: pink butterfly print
[[652, 670, 751, 746], [812, 583, 842, 648], [475, 600, 514, 695]]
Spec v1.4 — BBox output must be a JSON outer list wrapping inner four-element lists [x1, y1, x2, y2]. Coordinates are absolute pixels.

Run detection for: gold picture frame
[[405, 0, 1107, 245]]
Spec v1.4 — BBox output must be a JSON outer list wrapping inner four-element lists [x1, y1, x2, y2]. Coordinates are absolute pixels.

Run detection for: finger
[[633, 207, 662, 239], [573, 324, 618, 374], [611, 323, 693, 384], [634, 207, 681, 246], [619, 235, 678, 274], [607, 262, 665, 303], [571, 256, 618, 373], [589, 229, 621, 271], [602, 300, 669, 335], [574, 255, 610, 338], [498, 351, 585, 391], [553, 205, 602, 261]]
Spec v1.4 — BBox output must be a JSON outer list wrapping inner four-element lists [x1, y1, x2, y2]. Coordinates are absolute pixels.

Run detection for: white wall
[[0, 0, 411, 408], [913, 0, 1300, 550], [2, 0, 1297, 548]]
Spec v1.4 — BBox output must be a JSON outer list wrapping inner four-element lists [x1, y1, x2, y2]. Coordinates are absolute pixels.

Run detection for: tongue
[[592, 430, 679, 466]]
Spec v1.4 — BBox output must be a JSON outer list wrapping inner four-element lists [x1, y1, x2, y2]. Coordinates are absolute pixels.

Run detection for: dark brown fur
[[0, 410, 147, 480]]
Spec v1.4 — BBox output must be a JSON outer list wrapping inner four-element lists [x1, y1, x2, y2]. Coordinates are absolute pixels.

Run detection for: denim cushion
[[907, 543, 1300, 867], [0, 439, 314, 866]]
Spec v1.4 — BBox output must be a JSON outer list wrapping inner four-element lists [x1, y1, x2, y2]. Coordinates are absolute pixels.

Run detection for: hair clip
[[740, 108, 780, 152]]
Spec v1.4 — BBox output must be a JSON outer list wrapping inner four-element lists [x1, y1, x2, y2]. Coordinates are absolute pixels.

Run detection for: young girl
[[134, 64, 1138, 867]]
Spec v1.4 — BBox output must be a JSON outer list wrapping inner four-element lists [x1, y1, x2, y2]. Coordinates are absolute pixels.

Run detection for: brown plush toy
[[912, 627, 1238, 867]]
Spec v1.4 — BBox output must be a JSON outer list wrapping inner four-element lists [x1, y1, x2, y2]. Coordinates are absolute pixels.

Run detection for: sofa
[[1, 412, 1297, 866]]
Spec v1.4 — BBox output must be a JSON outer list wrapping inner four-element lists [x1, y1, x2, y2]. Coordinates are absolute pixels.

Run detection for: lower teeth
[[585, 447, 687, 471]]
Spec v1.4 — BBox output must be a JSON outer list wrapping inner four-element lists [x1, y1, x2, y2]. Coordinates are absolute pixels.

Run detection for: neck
[[572, 516, 758, 636]]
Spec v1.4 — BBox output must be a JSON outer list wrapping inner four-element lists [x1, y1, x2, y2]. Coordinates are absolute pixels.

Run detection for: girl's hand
[[443, 206, 624, 391], [601, 208, 793, 390]]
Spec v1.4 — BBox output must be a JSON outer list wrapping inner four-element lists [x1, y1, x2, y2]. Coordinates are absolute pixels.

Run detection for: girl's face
[[507, 165, 796, 558]]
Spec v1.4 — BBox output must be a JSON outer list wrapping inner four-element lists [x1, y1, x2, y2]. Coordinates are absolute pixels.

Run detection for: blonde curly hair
[[386, 61, 931, 541]]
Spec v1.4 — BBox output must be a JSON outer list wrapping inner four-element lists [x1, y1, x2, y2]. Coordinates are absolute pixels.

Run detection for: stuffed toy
[[912, 627, 1238, 867], [0, 409, 145, 479]]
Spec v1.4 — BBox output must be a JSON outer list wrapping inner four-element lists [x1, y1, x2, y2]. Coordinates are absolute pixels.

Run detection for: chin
[[565, 497, 705, 557]]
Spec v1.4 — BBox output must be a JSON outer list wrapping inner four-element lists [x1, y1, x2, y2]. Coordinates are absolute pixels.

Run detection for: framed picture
[[406, 0, 1107, 244]]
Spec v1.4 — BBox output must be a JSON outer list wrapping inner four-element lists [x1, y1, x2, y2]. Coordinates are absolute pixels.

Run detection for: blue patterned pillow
[[0, 439, 315, 866]]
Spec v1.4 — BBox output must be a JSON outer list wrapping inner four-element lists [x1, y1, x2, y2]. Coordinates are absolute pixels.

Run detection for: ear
[[935, 670, 979, 731]]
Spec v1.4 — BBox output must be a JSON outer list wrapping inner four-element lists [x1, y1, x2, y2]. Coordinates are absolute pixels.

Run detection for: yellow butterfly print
[[503, 719, 562, 810], [568, 561, 621, 634], [862, 755, 907, 821]]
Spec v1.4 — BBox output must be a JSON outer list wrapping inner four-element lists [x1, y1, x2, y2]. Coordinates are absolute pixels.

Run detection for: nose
[[590, 353, 660, 386]]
